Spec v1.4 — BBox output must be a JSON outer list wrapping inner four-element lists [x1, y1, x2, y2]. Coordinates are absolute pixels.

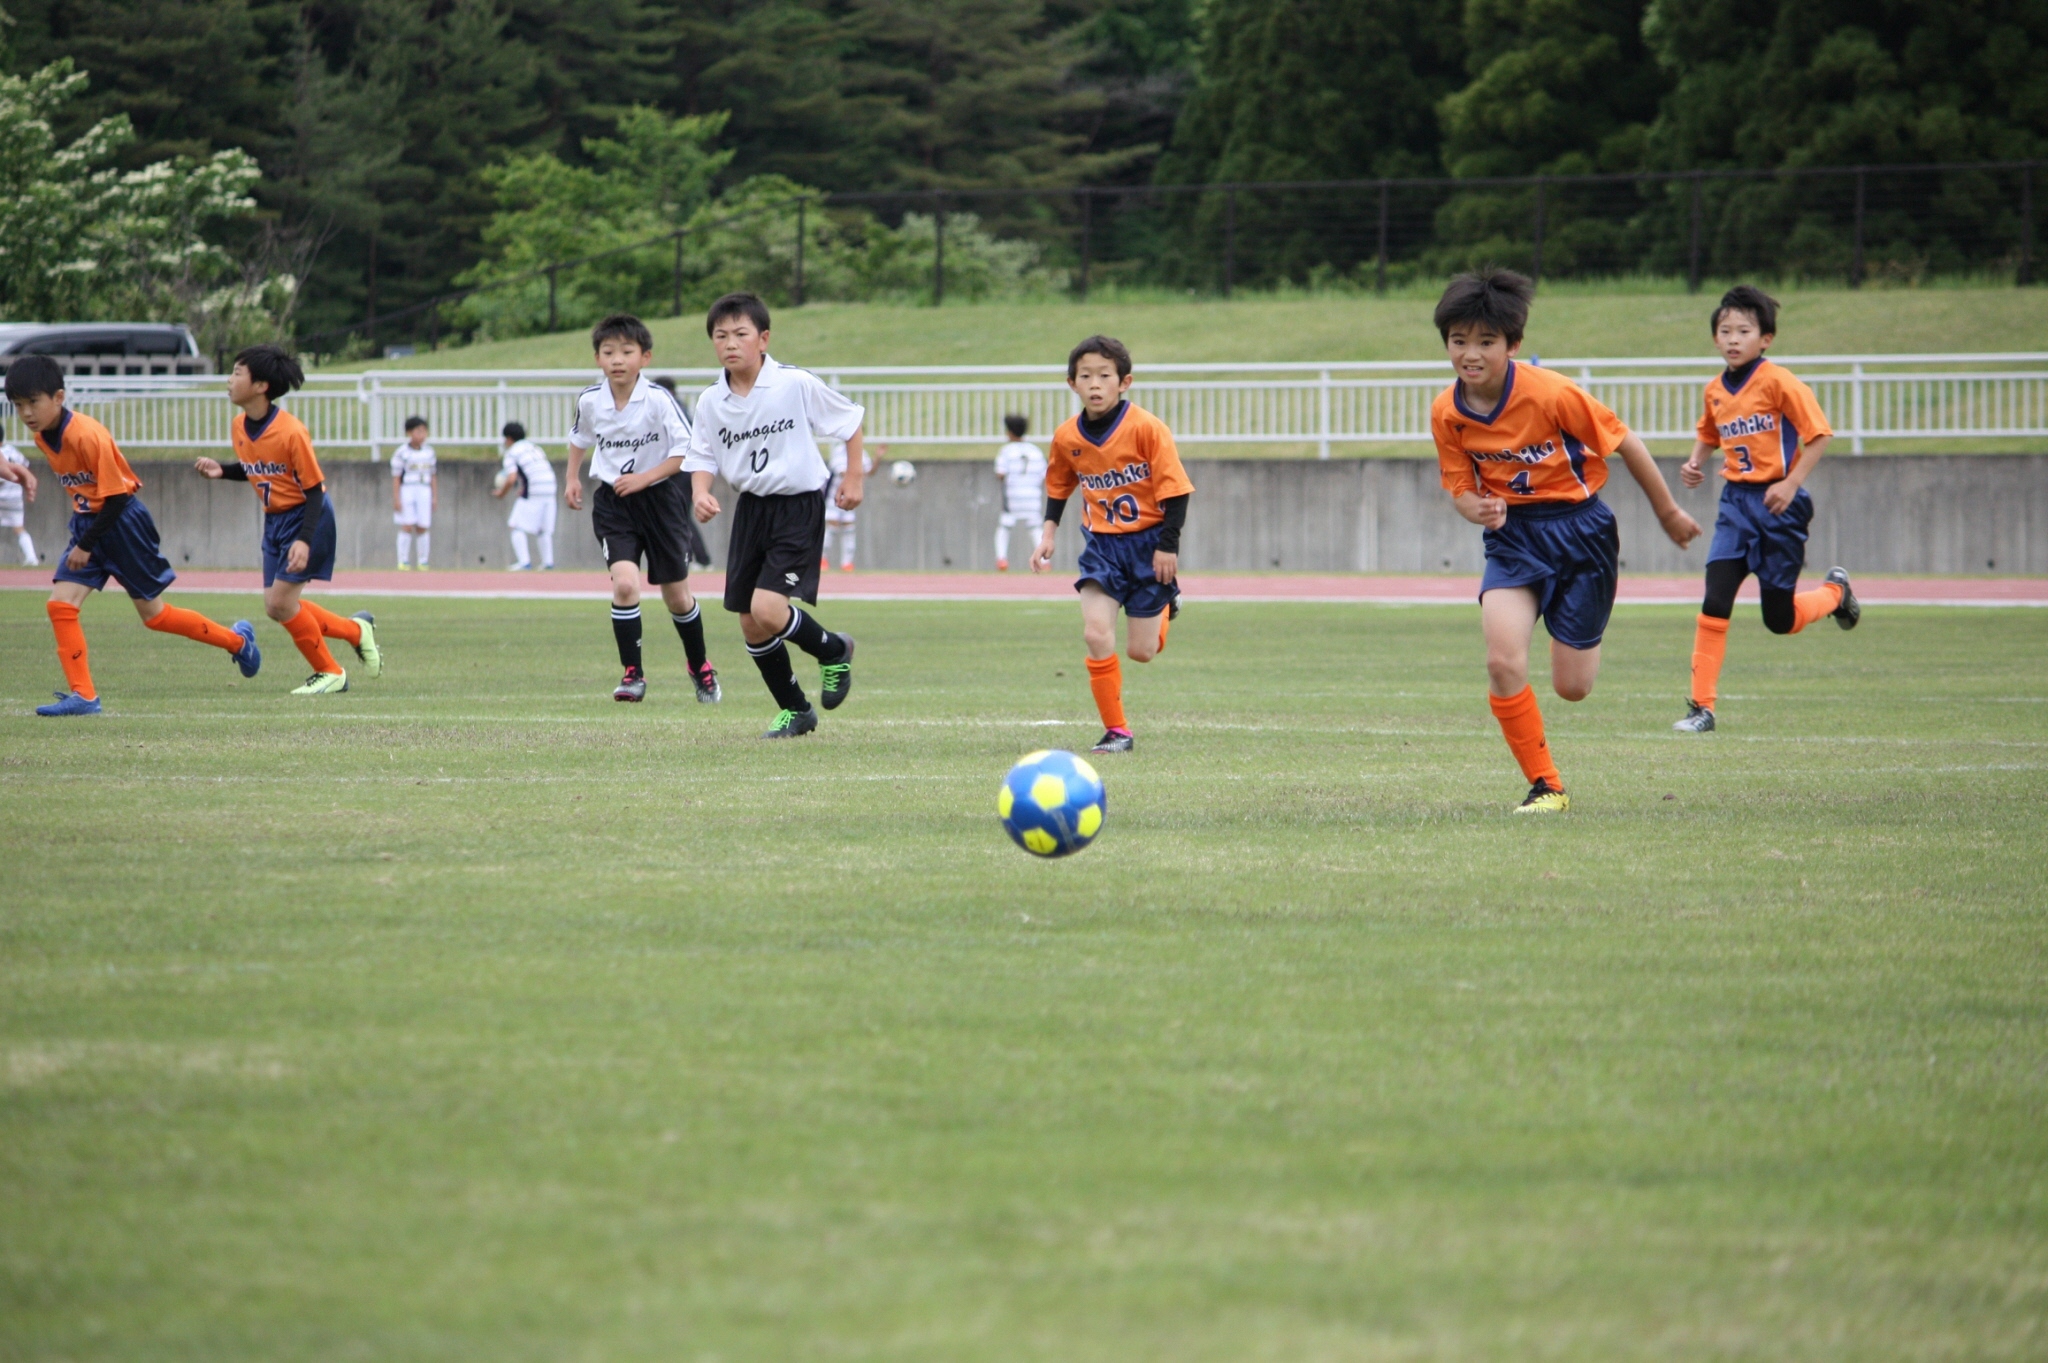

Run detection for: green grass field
[[4, 592, 2045, 1361]]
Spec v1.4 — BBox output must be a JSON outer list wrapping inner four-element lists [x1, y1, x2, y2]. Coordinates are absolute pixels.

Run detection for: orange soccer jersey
[[229, 406, 324, 512], [1432, 361, 1631, 505], [1695, 359, 1832, 483], [1046, 402, 1194, 535], [36, 410, 141, 514]]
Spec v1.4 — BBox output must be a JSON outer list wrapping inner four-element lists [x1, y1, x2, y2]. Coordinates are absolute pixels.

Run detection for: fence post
[[1531, 177, 1546, 284], [367, 376, 382, 464], [932, 195, 945, 308], [2020, 164, 2035, 287], [547, 265, 559, 331], [1851, 167, 1867, 288], [795, 198, 806, 306], [1851, 362, 1866, 454], [1375, 181, 1389, 295], [1223, 187, 1237, 297], [1076, 189, 1092, 300], [1687, 171, 1704, 293], [672, 231, 684, 317], [1317, 369, 1331, 460]]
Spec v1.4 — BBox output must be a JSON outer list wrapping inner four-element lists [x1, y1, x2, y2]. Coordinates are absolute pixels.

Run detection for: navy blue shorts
[[1479, 496, 1619, 650], [262, 501, 338, 587], [1707, 481, 1812, 593], [1076, 524, 1178, 618], [54, 499, 176, 600]]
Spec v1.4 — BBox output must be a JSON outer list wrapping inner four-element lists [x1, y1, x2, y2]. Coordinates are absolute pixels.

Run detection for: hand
[[65, 546, 90, 571], [836, 479, 864, 512], [1475, 496, 1508, 530], [613, 471, 649, 497], [194, 457, 223, 479], [1030, 529, 1056, 573], [1660, 506, 1702, 548], [693, 489, 721, 523], [1762, 480, 1798, 516], [392, 498, 403, 514], [287, 540, 310, 573], [1152, 549, 1178, 586], [564, 478, 584, 512], [1678, 454, 1704, 488]]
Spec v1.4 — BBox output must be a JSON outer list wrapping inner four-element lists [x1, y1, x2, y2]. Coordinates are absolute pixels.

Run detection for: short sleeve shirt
[[995, 441, 1047, 508], [1045, 403, 1193, 535], [682, 356, 865, 497], [231, 406, 324, 513], [501, 439, 557, 499], [570, 377, 692, 486], [1695, 359, 1833, 483], [0, 444, 26, 506], [1432, 362, 1630, 504], [391, 442, 437, 485], [36, 410, 140, 514]]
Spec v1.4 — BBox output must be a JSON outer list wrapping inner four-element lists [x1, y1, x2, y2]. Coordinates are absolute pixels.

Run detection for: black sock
[[780, 603, 845, 661], [611, 606, 642, 670], [747, 637, 810, 711], [670, 604, 708, 671]]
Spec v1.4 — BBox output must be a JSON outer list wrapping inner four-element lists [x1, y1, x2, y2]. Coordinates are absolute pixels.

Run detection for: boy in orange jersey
[[1030, 335, 1193, 755], [1430, 271, 1702, 813], [1, 355, 262, 716], [194, 345, 382, 695], [1673, 286, 1859, 733]]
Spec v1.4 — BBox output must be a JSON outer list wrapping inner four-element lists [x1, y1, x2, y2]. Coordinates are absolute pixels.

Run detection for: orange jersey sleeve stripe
[[1432, 362, 1628, 504], [37, 410, 140, 513], [1046, 403, 1193, 534], [1695, 359, 1832, 483], [230, 408, 324, 513]]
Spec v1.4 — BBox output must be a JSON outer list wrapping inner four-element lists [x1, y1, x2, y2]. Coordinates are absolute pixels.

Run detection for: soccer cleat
[[397, 562, 411, 571], [613, 666, 646, 702], [691, 662, 722, 704], [291, 670, 349, 696], [1513, 779, 1570, 814], [36, 690, 102, 717], [351, 612, 382, 679], [996, 558, 1010, 572], [762, 706, 819, 739], [1673, 700, 1715, 733], [1091, 728, 1134, 754], [230, 620, 262, 678], [820, 556, 830, 571], [1827, 566, 1860, 629], [819, 634, 855, 710], [838, 563, 854, 573], [508, 563, 532, 572]]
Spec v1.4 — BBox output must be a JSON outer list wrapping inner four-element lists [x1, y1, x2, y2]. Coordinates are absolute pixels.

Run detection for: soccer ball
[[890, 459, 917, 486], [492, 469, 516, 493], [998, 749, 1106, 857]]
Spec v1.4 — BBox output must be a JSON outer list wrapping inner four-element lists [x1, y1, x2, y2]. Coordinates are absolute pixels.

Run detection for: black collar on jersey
[[1077, 399, 1129, 445], [243, 403, 281, 442], [1453, 359, 1516, 425], [1720, 356, 1765, 395], [41, 407, 72, 456]]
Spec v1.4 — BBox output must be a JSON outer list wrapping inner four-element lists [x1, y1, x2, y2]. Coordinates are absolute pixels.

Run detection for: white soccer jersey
[[994, 440, 1046, 512], [683, 356, 864, 497], [391, 442, 437, 485], [0, 444, 25, 507], [500, 439, 557, 500], [570, 376, 692, 486]]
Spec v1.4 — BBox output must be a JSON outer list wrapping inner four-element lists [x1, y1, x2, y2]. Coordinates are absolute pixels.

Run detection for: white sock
[[510, 530, 530, 568], [995, 524, 1009, 562], [840, 527, 855, 568], [17, 530, 35, 565], [537, 531, 553, 568], [416, 531, 430, 567], [397, 531, 412, 566]]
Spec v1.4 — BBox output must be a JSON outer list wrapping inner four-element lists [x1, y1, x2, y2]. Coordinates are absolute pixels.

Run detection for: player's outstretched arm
[[1451, 490, 1508, 530], [194, 457, 224, 478], [690, 469, 720, 523], [1678, 439, 1714, 489], [1764, 433, 1830, 515], [1617, 433, 1701, 547]]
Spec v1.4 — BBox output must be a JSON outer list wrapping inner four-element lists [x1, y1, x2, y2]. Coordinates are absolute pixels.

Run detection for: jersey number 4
[[1506, 470, 1533, 496]]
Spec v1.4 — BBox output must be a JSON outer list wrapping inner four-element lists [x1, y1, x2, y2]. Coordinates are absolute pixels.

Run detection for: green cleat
[[291, 670, 349, 696], [819, 634, 854, 710], [762, 706, 819, 739], [351, 612, 382, 678]]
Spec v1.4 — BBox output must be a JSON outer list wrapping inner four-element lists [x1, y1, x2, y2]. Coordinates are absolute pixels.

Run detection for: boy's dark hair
[[404, 415, 429, 433], [705, 292, 771, 337], [1433, 269, 1534, 345], [502, 421, 526, 442], [234, 343, 304, 399], [593, 313, 655, 352], [1712, 285, 1779, 337], [1004, 413, 1029, 438], [650, 375, 678, 393], [3, 354, 66, 403], [1067, 335, 1132, 381]]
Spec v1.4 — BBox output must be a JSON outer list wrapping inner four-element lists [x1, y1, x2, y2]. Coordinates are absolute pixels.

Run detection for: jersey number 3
[[1731, 444, 1755, 474]]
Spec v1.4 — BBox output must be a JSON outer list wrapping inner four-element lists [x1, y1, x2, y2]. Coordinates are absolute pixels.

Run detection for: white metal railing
[[3, 355, 2044, 459]]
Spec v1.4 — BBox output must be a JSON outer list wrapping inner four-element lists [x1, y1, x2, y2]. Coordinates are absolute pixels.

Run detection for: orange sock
[[1789, 581, 1842, 634], [1085, 654, 1127, 733], [45, 600, 95, 700], [1155, 610, 1170, 655], [1690, 614, 1730, 709], [1488, 685, 1561, 789], [145, 603, 246, 653], [282, 605, 341, 674], [297, 598, 362, 648]]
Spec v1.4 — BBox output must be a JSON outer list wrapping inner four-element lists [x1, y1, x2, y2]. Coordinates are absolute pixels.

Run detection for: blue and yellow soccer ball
[[998, 749, 1106, 857]]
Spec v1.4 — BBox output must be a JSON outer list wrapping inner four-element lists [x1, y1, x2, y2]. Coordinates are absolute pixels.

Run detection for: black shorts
[[724, 489, 825, 613], [591, 477, 694, 584]]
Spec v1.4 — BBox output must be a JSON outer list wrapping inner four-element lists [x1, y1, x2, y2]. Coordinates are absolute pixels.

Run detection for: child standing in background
[[993, 414, 1045, 571], [392, 416, 436, 570], [0, 440, 36, 564]]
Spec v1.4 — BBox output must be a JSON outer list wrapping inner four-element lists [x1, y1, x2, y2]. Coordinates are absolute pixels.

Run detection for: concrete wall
[[15, 455, 2046, 575]]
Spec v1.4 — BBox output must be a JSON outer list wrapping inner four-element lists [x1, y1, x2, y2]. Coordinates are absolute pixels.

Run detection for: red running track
[[2, 566, 2042, 605]]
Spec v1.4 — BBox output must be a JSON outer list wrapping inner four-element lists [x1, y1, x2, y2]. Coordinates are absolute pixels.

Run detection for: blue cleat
[[231, 620, 262, 678], [36, 691, 102, 717]]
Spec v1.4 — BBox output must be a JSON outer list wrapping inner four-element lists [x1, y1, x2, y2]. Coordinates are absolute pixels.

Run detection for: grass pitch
[[3, 592, 2045, 1361]]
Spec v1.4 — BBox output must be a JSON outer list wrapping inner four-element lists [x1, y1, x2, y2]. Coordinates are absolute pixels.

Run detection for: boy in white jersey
[[491, 421, 558, 570], [992, 414, 1045, 570], [564, 314, 720, 704], [0, 442, 37, 564], [683, 292, 862, 739], [391, 417, 437, 569], [822, 437, 875, 571]]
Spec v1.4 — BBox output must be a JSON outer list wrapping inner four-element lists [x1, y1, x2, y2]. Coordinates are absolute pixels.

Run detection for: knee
[[1082, 623, 1114, 654], [1761, 594, 1796, 634], [1485, 656, 1525, 693], [1127, 638, 1157, 664], [264, 599, 293, 622], [1553, 677, 1593, 702]]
